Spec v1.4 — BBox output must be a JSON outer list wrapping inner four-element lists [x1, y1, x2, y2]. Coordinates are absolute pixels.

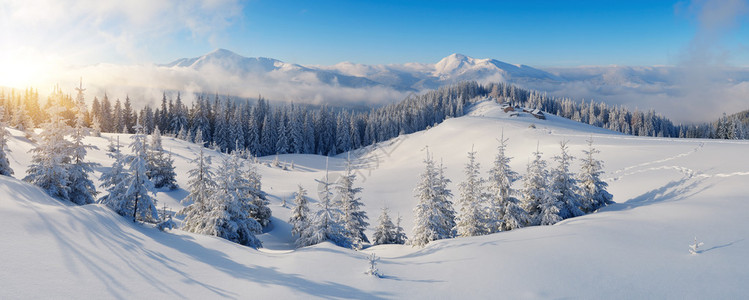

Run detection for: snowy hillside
[[2, 101, 749, 298]]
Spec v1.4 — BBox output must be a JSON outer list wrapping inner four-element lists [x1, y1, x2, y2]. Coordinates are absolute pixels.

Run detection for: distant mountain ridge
[[80, 48, 749, 123], [163, 49, 560, 92]]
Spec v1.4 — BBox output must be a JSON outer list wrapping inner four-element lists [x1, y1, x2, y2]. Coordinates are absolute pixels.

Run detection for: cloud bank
[[50, 62, 412, 110], [1, 0, 242, 64]]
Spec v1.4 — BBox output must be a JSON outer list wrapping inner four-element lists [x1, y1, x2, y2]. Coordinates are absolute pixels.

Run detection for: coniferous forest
[[0, 82, 745, 164]]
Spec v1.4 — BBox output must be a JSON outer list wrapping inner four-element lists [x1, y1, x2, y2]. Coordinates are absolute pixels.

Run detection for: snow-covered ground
[[2, 100, 748, 298]]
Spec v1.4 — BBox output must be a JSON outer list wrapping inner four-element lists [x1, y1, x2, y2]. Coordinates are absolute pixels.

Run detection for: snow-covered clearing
[[2, 100, 747, 298]]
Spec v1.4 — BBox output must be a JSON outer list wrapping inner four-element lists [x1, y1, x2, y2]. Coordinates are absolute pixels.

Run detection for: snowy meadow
[[1, 92, 748, 298]]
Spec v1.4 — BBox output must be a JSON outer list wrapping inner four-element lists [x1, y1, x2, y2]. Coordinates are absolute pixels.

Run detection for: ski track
[[605, 142, 749, 182], [612, 142, 703, 175]]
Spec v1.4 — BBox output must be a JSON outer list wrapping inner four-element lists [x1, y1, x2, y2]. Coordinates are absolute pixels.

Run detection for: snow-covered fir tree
[[0, 107, 13, 177], [289, 185, 310, 239], [486, 134, 529, 232], [435, 160, 457, 236], [521, 145, 560, 226], [11, 101, 33, 134], [297, 161, 347, 248], [336, 156, 369, 249], [177, 125, 187, 141], [113, 98, 124, 134], [178, 143, 217, 233], [538, 188, 563, 225], [91, 114, 102, 137], [147, 126, 178, 190], [244, 158, 272, 227], [275, 112, 290, 154], [98, 137, 129, 215], [394, 214, 407, 244], [123, 124, 159, 222], [411, 150, 456, 247], [67, 91, 97, 205], [550, 141, 583, 219], [24, 102, 73, 201], [577, 137, 614, 213], [365, 253, 381, 277], [373, 207, 399, 245], [199, 152, 263, 248], [181, 135, 213, 206], [455, 147, 488, 237]]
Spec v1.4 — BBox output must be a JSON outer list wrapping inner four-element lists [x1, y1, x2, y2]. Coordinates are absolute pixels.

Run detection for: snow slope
[[2, 100, 749, 298]]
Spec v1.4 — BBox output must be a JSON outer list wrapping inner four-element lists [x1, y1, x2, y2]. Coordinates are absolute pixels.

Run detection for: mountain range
[[43, 48, 749, 123], [162, 49, 562, 92]]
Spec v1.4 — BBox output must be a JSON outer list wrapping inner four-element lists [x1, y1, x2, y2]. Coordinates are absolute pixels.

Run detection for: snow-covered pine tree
[[0, 107, 13, 176], [228, 109, 245, 153], [297, 160, 347, 248], [373, 207, 397, 245], [521, 145, 558, 226], [289, 185, 310, 238], [394, 214, 407, 244], [486, 133, 529, 232], [289, 108, 305, 154], [11, 101, 33, 134], [99, 137, 129, 215], [147, 126, 177, 190], [411, 150, 455, 247], [538, 188, 563, 226], [551, 141, 583, 219], [244, 157, 272, 227], [456, 147, 488, 237], [336, 156, 369, 249], [177, 125, 187, 141], [123, 124, 159, 222], [275, 112, 290, 154], [260, 115, 276, 156], [577, 137, 613, 213], [24, 102, 73, 200], [365, 253, 381, 277], [91, 114, 102, 137], [178, 144, 217, 233], [67, 93, 97, 205], [200, 152, 263, 248], [193, 128, 206, 147], [113, 98, 124, 134], [335, 115, 351, 153], [435, 160, 457, 237]]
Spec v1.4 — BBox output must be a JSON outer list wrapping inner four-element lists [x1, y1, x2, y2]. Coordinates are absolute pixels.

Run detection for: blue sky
[[219, 0, 693, 66], [0, 0, 747, 68], [181, 0, 747, 67]]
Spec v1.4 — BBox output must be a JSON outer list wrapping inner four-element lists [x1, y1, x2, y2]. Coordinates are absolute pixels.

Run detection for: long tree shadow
[[601, 176, 712, 212], [13, 185, 391, 299], [700, 239, 744, 254], [146, 230, 393, 299]]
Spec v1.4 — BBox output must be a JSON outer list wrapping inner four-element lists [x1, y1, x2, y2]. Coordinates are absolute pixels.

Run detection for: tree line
[[2, 81, 745, 165]]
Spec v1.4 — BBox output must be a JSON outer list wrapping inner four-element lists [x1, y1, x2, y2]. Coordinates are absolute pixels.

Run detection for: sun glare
[[0, 50, 54, 89]]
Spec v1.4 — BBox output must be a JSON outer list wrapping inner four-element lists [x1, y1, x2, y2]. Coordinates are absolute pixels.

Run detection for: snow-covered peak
[[432, 53, 559, 82], [206, 48, 241, 59], [433, 53, 476, 76], [164, 49, 294, 74]]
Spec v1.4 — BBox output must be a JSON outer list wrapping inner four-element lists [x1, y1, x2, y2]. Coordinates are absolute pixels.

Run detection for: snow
[[166, 49, 559, 94], [2, 100, 749, 298]]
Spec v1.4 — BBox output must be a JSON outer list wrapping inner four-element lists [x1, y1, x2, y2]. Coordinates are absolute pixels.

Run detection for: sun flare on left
[[0, 50, 59, 89]]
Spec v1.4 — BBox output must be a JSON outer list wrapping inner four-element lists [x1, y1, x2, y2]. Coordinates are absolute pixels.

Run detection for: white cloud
[[0, 0, 242, 64], [45, 62, 411, 110]]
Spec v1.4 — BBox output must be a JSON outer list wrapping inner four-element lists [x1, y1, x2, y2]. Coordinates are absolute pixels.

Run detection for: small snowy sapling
[[365, 253, 381, 278], [689, 237, 704, 255]]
